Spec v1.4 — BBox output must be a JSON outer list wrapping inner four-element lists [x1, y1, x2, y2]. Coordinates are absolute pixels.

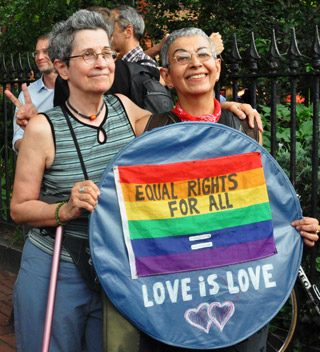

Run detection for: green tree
[[0, 0, 133, 55], [142, 0, 320, 65]]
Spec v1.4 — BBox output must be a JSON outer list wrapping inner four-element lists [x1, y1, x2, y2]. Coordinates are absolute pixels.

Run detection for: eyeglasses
[[32, 48, 49, 58], [68, 50, 117, 65], [172, 49, 216, 65]]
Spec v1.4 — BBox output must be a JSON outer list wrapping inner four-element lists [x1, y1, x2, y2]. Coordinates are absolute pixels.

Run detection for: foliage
[[0, 88, 17, 223], [0, 0, 133, 56], [142, 0, 320, 65], [259, 102, 320, 216], [0, 144, 15, 222], [1, 0, 319, 64], [260, 102, 320, 350]]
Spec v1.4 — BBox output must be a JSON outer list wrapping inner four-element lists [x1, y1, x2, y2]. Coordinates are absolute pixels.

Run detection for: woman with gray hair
[[10, 9, 151, 352], [104, 27, 318, 352], [156, 27, 318, 248]]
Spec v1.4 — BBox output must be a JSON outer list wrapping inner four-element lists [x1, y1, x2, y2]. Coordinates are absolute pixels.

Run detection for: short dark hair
[[113, 5, 144, 41], [86, 6, 115, 37]]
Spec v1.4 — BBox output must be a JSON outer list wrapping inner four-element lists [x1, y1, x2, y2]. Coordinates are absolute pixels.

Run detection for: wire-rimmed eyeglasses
[[68, 50, 117, 65], [172, 49, 216, 65], [32, 48, 49, 58]]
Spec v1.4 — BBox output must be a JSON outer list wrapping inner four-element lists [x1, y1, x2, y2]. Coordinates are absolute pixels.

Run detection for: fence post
[[288, 28, 302, 187], [248, 32, 260, 108], [269, 29, 281, 157], [230, 33, 241, 101]]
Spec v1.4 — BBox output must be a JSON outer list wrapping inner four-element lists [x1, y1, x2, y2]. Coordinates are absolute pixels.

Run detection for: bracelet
[[55, 201, 67, 226]]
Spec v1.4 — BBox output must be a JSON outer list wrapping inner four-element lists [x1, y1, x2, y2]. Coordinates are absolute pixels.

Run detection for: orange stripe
[[120, 167, 265, 202]]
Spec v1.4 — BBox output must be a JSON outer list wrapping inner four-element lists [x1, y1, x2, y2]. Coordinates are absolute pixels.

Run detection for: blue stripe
[[131, 220, 274, 257]]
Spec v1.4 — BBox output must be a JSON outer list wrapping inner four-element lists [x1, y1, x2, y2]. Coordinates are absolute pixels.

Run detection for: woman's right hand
[[58, 180, 101, 222]]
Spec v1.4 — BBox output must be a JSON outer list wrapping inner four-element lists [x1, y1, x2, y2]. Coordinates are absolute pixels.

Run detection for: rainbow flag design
[[114, 152, 276, 279]]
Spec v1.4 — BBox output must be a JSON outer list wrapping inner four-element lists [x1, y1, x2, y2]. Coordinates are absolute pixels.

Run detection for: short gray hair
[[49, 9, 111, 65], [160, 27, 217, 69], [113, 5, 144, 41]]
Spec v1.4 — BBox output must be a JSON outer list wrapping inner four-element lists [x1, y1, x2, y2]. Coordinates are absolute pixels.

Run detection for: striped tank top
[[28, 94, 135, 262]]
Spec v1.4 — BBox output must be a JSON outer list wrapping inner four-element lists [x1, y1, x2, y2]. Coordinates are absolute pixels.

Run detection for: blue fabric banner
[[89, 122, 302, 349]]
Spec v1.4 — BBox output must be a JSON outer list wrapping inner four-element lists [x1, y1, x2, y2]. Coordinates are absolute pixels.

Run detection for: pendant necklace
[[67, 99, 105, 121]]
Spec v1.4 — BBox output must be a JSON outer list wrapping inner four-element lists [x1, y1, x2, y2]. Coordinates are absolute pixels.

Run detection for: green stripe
[[128, 202, 272, 239]]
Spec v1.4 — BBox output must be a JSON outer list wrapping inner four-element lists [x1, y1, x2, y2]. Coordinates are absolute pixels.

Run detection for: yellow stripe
[[124, 184, 269, 221], [120, 167, 265, 202]]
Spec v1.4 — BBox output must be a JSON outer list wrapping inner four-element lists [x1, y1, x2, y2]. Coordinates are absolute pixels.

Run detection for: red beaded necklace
[[173, 98, 221, 122]]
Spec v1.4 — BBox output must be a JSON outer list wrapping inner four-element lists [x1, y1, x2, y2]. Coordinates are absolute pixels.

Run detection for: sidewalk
[[0, 268, 17, 351], [0, 223, 21, 351]]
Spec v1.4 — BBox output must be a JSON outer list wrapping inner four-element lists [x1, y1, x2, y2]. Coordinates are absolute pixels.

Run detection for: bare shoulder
[[25, 113, 51, 135], [115, 93, 135, 108], [19, 113, 54, 167]]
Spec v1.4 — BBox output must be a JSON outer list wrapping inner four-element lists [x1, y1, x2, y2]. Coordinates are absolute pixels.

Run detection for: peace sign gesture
[[5, 83, 38, 129]]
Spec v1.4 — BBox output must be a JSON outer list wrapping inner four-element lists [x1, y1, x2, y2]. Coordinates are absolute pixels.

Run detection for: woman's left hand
[[292, 217, 319, 247]]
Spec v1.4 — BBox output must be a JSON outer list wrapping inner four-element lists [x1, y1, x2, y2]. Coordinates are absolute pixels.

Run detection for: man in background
[[111, 5, 158, 68], [12, 34, 57, 152]]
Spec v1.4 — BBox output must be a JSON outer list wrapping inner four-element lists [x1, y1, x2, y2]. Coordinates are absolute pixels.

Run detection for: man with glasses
[[12, 34, 57, 152]]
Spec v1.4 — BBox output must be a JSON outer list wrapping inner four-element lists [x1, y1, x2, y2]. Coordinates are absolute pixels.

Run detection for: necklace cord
[[67, 99, 105, 121]]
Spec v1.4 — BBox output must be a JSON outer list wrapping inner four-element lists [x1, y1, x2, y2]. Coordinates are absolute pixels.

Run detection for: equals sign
[[189, 234, 213, 250]]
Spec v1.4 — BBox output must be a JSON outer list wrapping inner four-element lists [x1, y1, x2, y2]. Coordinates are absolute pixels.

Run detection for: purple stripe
[[135, 237, 277, 277]]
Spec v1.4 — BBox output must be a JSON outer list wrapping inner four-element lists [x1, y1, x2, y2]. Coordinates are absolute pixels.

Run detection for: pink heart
[[184, 303, 212, 333], [208, 301, 235, 332]]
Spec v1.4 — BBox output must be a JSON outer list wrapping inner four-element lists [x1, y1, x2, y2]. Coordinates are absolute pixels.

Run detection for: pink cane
[[41, 225, 64, 352]]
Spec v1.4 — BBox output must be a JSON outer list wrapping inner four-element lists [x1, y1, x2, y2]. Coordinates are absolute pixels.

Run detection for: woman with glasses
[[105, 27, 318, 352], [10, 10, 151, 352], [156, 28, 318, 248], [146, 27, 262, 143]]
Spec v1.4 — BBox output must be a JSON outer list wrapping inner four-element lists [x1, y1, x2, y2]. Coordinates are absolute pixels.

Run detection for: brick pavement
[[0, 268, 17, 351]]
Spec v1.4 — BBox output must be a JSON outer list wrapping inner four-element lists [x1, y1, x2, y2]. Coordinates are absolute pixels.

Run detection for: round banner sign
[[89, 122, 302, 349]]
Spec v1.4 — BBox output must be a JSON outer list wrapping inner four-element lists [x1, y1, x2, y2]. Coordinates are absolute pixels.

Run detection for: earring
[[168, 84, 173, 88]]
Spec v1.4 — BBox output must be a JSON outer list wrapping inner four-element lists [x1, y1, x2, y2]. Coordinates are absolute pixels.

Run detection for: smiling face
[[161, 35, 221, 102], [56, 28, 115, 98], [35, 38, 54, 74]]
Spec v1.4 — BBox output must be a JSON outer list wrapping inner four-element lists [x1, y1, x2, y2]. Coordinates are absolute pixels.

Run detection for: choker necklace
[[67, 99, 105, 121]]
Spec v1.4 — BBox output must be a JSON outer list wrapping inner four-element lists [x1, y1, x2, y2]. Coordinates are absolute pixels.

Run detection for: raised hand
[[209, 32, 224, 56], [5, 83, 38, 129]]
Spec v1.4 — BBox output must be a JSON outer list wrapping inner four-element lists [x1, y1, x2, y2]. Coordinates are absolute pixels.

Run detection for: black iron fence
[[1, 28, 319, 274], [1, 52, 40, 226], [217, 27, 319, 218]]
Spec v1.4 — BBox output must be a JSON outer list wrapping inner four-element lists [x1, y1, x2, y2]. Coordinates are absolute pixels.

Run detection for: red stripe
[[118, 152, 262, 184]]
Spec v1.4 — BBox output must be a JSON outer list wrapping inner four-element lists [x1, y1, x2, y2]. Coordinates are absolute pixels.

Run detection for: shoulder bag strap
[[60, 105, 89, 180], [144, 111, 180, 132]]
